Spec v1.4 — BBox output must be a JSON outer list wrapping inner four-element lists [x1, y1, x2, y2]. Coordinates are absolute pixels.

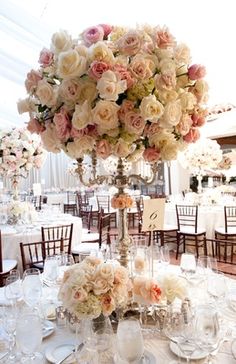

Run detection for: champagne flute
[[16, 313, 43, 363], [116, 317, 144, 363]]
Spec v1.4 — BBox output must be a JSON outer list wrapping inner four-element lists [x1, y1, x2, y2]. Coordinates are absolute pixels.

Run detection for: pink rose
[[112, 64, 134, 89], [98, 24, 112, 38], [73, 287, 88, 302], [27, 118, 45, 134], [38, 48, 54, 67], [144, 123, 161, 137], [70, 126, 82, 138], [82, 25, 104, 45], [143, 147, 160, 163], [183, 127, 200, 143], [139, 279, 162, 304], [155, 26, 176, 49], [191, 113, 206, 127], [53, 109, 71, 141], [124, 111, 145, 135], [114, 266, 129, 285], [188, 64, 206, 80], [96, 139, 112, 159], [101, 294, 115, 316], [118, 31, 142, 56], [155, 73, 176, 90], [118, 100, 135, 122], [25, 69, 42, 93], [88, 61, 111, 80]]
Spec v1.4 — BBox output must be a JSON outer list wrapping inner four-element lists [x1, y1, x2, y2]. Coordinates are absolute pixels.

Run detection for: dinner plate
[[45, 342, 76, 363], [170, 341, 209, 360], [42, 320, 55, 339]]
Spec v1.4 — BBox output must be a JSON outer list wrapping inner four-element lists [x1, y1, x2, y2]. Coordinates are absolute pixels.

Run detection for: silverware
[[56, 343, 84, 364]]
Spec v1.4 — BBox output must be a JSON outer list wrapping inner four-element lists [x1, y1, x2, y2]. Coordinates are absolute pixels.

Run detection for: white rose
[[191, 80, 209, 103], [36, 79, 58, 107], [161, 274, 187, 303], [51, 30, 73, 55], [97, 70, 127, 101], [159, 58, 176, 74], [66, 136, 95, 158], [57, 50, 87, 78], [92, 100, 119, 132], [72, 101, 92, 130], [59, 78, 81, 104], [179, 92, 197, 111], [174, 44, 191, 65], [95, 263, 114, 283], [158, 89, 178, 104], [25, 162, 33, 171], [41, 124, 61, 153], [159, 100, 182, 128], [89, 41, 115, 64], [139, 95, 164, 122], [156, 48, 174, 61], [93, 278, 111, 295], [129, 55, 155, 80]]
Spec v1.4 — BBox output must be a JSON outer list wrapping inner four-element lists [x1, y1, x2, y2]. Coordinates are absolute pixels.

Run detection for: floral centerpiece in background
[[178, 138, 222, 193], [217, 155, 232, 171], [0, 127, 46, 198], [7, 201, 37, 225], [18, 24, 208, 163], [58, 256, 131, 319]]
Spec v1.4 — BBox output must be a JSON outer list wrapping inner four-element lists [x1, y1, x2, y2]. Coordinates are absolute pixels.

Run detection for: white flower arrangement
[[58, 256, 131, 319], [0, 127, 46, 180], [179, 138, 223, 175], [6, 201, 37, 224]]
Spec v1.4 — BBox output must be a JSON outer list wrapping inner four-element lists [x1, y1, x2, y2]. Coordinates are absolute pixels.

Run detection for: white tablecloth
[[1, 212, 82, 271]]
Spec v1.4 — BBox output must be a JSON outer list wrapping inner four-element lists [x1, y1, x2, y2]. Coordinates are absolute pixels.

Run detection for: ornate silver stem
[[75, 156, 159, 267]]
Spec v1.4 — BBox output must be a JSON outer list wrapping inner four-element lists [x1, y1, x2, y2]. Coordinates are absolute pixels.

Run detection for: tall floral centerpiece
[[0, 127, 46, 199], [18, 24, 208, 265], [178, 138, 222, 193]]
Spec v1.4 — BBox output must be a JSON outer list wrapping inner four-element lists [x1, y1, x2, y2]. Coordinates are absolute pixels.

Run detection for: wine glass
[[3, 305, 18, 363], [116, 317, 144, 363], [22, 268, 42, 311], [207, 272, 227, 304], [194, 304, 221, 363], [196, 256, 218, 276], [5, 275, 22, 306], [16, 313, 43, 363], [43, 256, 59, 285]]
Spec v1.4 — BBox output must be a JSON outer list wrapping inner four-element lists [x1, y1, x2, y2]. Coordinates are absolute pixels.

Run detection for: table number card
[[142, 198, 165, 232]]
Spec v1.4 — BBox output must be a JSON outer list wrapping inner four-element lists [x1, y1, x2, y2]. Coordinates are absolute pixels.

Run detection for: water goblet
[[3, 305, 18, 363], [5, 275, 22, 306], [16, 313, 43, 363], [180, 253, 196, 279], [116, 317, 144, 363], [22, 268, 42, 311]]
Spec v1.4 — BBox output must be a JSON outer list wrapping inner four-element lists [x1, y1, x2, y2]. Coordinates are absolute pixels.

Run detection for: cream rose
[[139, 95, 164, 122], [175, 114, 192, 136], [77, 77, 98, 105], [59, 78, 81, 104], [159, 58, 176, 74], [174, 44, 191, 65], [57, 50, 87, 78], [92, 100, 120, 132], [93, 277, 111, 295], [161, 274, 187, 303], [161, 141, 179, 161], [89, 41, 115, 64], [50, 30, 73, 55], [149, 129, 176, 149], [179, 91, 197, 111], [118, 31, 142, 56], [96, 263, 114, 283], [157, 89, 178, 104], [72, 101, 92, 130], [129, 55, 155, 80], [191, 79, 209, 103], [97, 70, 127, 101], [66, 136, 95, 158], [36, 79, 58, 107], [114, 139, 131, 158], [41, 124, 61, 153], [159, 100, 182, 128], [17, 98, 37, 114]]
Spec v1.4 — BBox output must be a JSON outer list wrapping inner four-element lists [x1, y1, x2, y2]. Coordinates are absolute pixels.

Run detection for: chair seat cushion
[[82, 232, 99, 242], [179, 226, 206, 235], [161, 224, 178, 232], [72, 243, 103, 254], [0, 260, 17, 275], [215, 227, 236, 235]]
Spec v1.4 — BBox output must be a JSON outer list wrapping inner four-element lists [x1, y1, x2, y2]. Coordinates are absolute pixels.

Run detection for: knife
[[56, 342, 84, 364]]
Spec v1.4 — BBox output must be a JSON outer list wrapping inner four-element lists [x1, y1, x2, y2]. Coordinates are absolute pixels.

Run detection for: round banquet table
[[0, 265, 236, 363], [1, 212, 82, 272]]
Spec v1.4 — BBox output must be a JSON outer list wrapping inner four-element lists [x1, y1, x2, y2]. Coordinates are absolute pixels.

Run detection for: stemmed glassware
[[22, 268, 42, 312], [180, 253, 196, 280], [2, 305, 18, 363], [116, 317, 144, 363], [16, 313, 43, 363], [5, 274, 22, 306]]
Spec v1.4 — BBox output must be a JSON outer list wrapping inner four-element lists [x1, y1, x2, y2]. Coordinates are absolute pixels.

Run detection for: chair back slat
[[63, 204, 78, 216], [41, 224, 73, 255], [176, 205, 198, 233], [206, 237, 236, 274], [225, 206, 236, 233]]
